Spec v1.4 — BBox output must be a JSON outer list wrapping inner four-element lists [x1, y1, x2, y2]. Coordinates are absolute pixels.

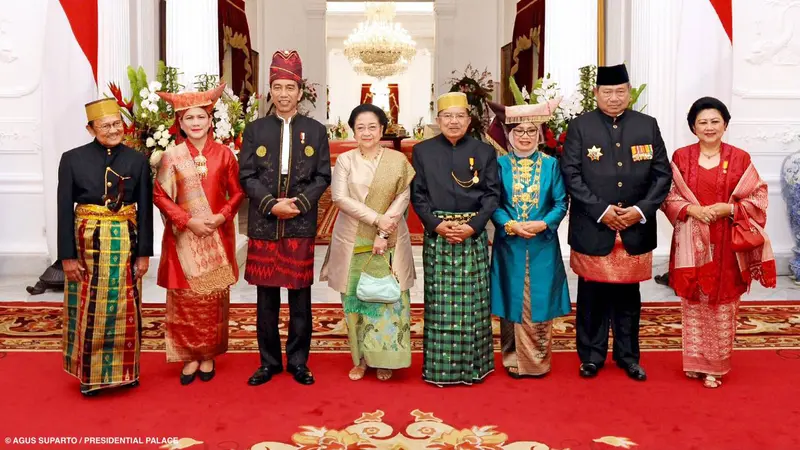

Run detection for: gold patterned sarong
[[63, 204, 141, 392]]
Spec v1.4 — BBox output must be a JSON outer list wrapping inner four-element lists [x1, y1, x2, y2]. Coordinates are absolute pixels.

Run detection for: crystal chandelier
[[343, 2, 417, 79]]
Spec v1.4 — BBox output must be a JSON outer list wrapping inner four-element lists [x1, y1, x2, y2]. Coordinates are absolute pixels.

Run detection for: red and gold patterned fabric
[[662, 144, 776, 303], [153, 139, 244, 290], [244, 238, 315, 289], [570, 236, 653, 284], [269, 50, 302, 84], [681, 297, 739, 376], [165, 288, 230, 362]]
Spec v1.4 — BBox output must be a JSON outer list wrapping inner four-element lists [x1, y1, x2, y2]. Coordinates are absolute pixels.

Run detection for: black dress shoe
[[287, 365, 315, 385], [248, 366, 283, 386], [198, 361, 215, 382], [618, 362, 647, 381], [180, 370, 197, 386], [579, 363, 600, 378]]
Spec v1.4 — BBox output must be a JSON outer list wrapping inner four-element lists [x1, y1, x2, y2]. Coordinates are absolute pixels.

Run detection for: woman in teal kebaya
[[490, 98, 571, 378]]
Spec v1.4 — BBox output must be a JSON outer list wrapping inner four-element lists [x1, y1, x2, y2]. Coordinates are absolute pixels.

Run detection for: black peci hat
[[596, 64, 630, 86]]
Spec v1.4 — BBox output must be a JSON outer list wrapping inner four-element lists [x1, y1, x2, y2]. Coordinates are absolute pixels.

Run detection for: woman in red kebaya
[[153, 84, 244, 385]]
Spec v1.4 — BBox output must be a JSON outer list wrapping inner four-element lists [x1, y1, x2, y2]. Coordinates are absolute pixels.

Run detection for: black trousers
[[256, 286, 312, 369], [575, 277, 642, 366]]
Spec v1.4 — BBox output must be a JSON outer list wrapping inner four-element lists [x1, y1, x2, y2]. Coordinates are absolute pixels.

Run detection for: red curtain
[[388, 83, 399, 125], [360, 84, 373, 105], [511, 0, 546, 92], [218, 0, 255, 97]]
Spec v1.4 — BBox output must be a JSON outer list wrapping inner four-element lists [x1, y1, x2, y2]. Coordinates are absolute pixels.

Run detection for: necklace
[[359, 146, 382, 162], [190, 140, 208, 178], [510, 153, 542, 220], [700, 147, 721, 159]]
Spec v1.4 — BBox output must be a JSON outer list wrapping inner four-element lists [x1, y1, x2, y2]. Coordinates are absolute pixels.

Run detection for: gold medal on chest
[[256, 145, 267, 157], [587, 145, 603, 161], [304, 145, 315, 157]]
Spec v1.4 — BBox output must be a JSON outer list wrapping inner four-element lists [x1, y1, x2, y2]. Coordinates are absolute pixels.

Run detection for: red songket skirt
[[245, 238, 315, 289], [570, 235, 652, 284]]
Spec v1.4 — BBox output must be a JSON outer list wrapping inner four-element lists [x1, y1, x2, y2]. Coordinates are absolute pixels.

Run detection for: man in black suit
[[560, 64, 672, 381]]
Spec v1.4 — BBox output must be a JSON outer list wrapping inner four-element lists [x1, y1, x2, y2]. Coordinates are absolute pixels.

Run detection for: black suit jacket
[[239, 114, 331, 240], [560, 109, 672, 256]]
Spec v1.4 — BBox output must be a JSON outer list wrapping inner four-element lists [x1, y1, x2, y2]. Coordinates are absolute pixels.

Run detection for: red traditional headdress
[[156, 83, 226, 113], [270, 50, 303, 85]]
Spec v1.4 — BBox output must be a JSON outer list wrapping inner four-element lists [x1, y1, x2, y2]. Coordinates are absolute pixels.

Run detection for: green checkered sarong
[[421, 212, 494, 385]]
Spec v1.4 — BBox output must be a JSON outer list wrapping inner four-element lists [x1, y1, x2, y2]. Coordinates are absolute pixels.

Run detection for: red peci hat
[[269, 50, 303, 85]]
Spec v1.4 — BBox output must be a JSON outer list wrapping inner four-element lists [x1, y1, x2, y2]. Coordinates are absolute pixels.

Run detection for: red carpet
[[1, 351, 798, 449]]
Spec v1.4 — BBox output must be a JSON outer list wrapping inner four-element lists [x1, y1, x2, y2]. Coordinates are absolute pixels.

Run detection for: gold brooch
[[587, 145, 603, 161], [304, 145, 315, 157], [256, 145, 267, 157]]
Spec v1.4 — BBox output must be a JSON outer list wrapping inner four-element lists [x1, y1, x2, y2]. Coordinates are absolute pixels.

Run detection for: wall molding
[[733, 89, 800, 100], [0, 118, 41, 154], [0, 173, 43, 194]]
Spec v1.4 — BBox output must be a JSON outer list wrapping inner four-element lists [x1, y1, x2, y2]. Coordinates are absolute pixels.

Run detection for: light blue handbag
[[356, 254, 401, 304]]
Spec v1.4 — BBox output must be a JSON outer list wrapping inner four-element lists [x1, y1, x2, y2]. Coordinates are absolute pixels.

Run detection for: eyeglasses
[[439, 113, 470, 122], [355, 125, 380, 133], [95, 121, 124, 133], [512, 128, 539, 138]]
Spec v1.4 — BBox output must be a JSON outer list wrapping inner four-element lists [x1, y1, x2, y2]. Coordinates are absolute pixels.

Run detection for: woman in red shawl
[[662, 97, 775, 389], [153, 84, 244, 384]]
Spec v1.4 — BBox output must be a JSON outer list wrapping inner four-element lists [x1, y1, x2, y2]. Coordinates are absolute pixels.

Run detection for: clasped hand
[[435, 221, 475, 244], [509, 221, 547, 238], [687, 203, 732, 224], [187, 213, 226, 237], [270, 197, 301, 219], [601, 206, 643, 231], [377, 213, 400, 234]]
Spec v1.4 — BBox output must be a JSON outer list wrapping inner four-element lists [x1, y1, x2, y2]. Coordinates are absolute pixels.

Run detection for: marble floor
[[3, 246, 799, 304]]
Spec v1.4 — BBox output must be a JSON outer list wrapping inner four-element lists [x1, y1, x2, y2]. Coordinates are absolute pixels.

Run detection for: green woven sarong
[[421, 212, 494, 385]]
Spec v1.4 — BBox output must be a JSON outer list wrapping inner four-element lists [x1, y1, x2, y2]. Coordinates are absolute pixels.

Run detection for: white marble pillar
[[629, 0, 681, 153], [433, 0, 457, 98], [544, 0, 598, 97], [166, 0, 219, 89], [97, 0, 132, 97], [304, 0, 328, 124], [131, 0, 158, 78]]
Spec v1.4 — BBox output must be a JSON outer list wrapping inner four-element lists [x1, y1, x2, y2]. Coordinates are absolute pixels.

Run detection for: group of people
[[57, 50, 776, 397]]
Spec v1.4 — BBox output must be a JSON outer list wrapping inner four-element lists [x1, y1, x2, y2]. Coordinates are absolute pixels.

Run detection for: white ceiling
[[326, 2, 435, 39]]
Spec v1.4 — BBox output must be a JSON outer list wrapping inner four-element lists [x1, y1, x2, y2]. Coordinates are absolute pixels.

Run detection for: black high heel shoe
[[198, 361, 215, 382], [180, 363, 198, 385]]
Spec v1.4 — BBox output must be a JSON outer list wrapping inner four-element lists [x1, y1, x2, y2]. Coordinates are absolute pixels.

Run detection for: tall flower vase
[[781, 151, 800, 283]]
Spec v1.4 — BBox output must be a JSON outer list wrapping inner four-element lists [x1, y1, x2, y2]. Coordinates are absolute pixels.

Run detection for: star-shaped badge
[[587, 145, 603, 161]]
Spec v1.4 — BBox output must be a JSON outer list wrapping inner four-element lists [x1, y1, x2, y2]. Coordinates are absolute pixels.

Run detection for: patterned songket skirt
[[63, 204, 141, 392], [681, 298, 740, 376], [421, 212, 494, 386], [500, 260, 553, 376], [166, 288, 230, 362], [244, 237, 315, 289]]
